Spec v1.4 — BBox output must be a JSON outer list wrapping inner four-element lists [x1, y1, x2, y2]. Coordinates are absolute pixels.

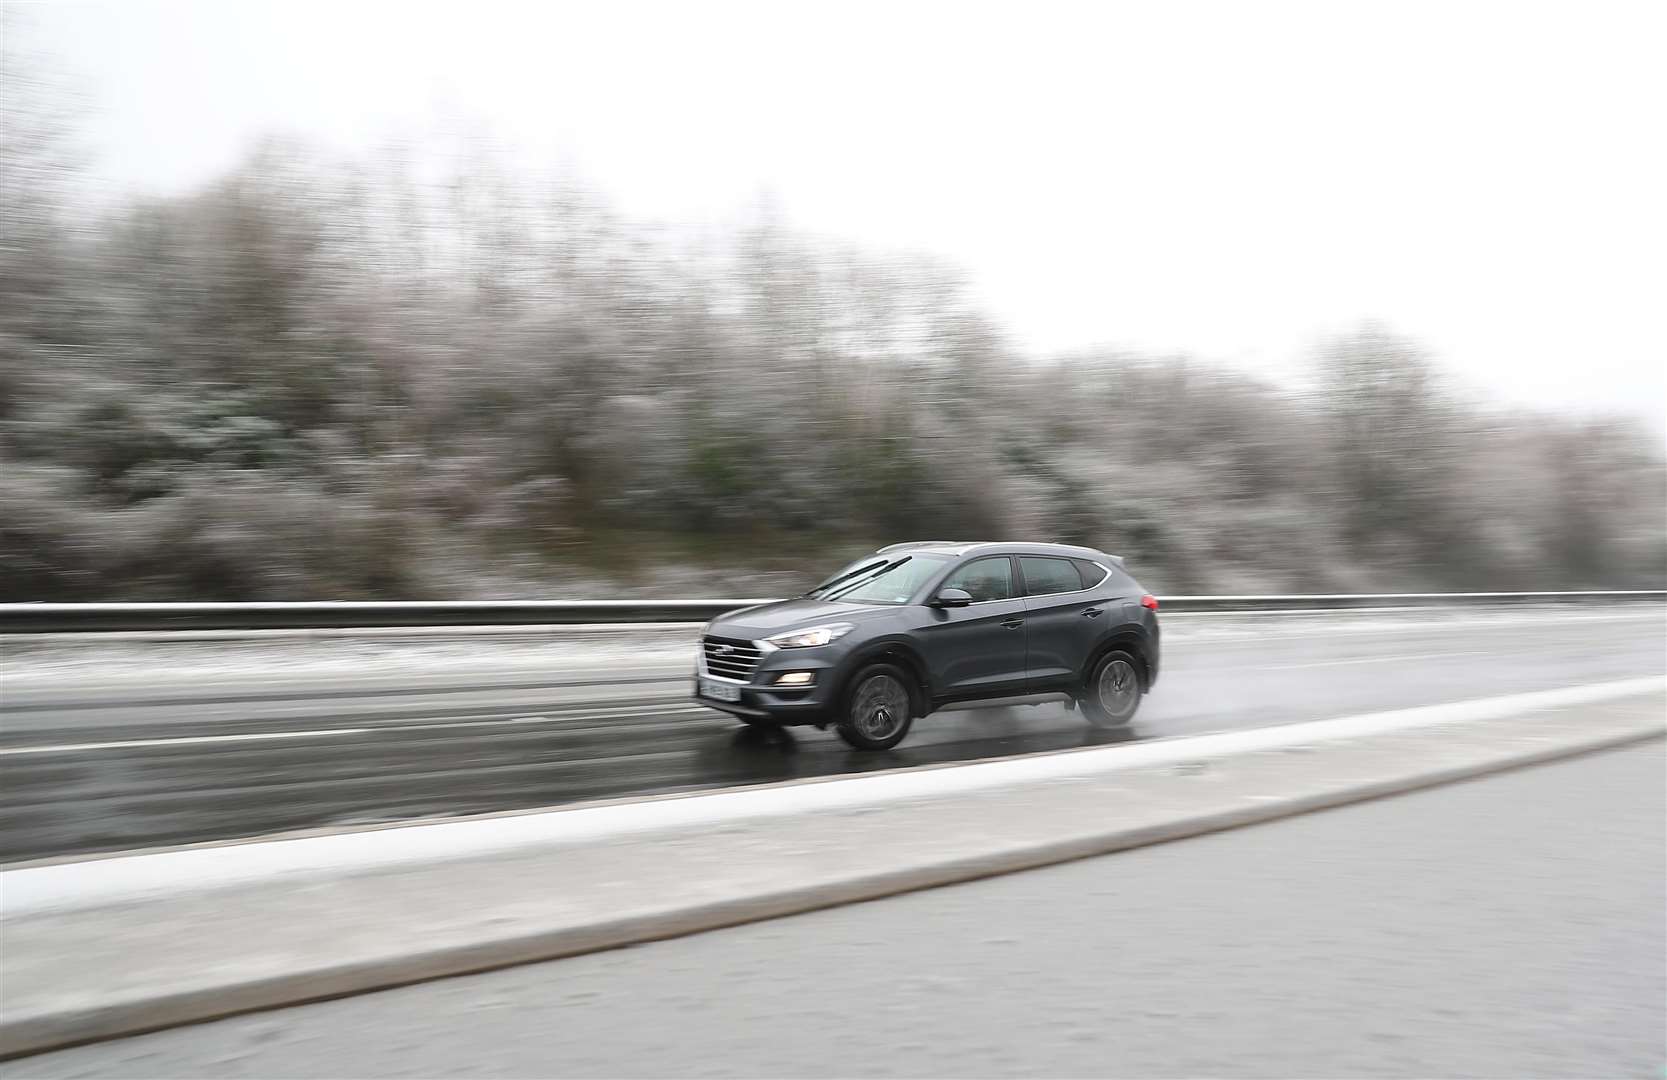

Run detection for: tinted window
[[1072, 558, 1109, 589], [942, 556, 1014, 602], [1020, 556, 1082, 596]]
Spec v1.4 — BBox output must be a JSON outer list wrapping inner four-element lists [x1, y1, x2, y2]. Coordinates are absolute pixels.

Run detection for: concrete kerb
[[1, 682, 1662, 1059]]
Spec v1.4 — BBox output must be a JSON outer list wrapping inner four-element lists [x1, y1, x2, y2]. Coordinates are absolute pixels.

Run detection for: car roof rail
[[876, 540, 966, 553], [1038, 539, 1128, 566]]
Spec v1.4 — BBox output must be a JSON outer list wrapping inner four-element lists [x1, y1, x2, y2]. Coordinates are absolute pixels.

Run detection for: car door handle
[[1000, 618, 1024, 629], [1082, 607, 1103, 618]]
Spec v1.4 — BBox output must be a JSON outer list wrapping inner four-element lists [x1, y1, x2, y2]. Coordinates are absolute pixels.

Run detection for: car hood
[[708, 597, 893, 638]]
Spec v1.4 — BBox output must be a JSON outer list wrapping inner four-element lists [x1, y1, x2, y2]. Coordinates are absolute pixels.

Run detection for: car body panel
[[916, 595, 1029, 698], [1013, 554, 1152, 691], [709, 597, 894, 636]]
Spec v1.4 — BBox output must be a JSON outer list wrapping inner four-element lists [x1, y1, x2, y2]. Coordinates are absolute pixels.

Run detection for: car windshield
[[806, 553, 951, 605]]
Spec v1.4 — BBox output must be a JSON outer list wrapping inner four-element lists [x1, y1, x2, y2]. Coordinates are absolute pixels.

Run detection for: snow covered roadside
[[3, 605, 1660, 695], [0, 625, 702, 694]]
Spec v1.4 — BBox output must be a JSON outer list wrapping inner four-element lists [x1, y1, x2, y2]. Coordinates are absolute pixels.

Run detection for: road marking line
[[1253, 649, 1496, 671], [353, 701, 703, 726], [0, 706, 716, 755], [1165, 649, 1496, 673], [1, 729, 375, 754], [367, 706, 712, 736]]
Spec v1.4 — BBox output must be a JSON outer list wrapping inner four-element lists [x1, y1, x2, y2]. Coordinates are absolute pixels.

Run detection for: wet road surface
[[15, 740, 1662, 1078], [2, 609, 1662, 863]]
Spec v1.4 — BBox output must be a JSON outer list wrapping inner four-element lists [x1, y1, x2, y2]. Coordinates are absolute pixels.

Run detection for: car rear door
[[916, 555, 1028, 699], [1019, 555, 1110, 691]]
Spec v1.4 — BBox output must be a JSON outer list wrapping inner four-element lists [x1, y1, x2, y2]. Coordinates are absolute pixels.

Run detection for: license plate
[[700, 679, 741, 702]]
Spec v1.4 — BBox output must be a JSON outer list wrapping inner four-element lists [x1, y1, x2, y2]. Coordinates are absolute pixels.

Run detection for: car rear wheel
[[835, 664, 915, 750], [1079, 650, 1142, 728]]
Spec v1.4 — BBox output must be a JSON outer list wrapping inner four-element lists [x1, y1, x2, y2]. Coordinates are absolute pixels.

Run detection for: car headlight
[[765, 622, 855, 649]]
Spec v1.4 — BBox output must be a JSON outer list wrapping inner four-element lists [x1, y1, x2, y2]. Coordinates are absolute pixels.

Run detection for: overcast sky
[[18, 0, 1667, 432]]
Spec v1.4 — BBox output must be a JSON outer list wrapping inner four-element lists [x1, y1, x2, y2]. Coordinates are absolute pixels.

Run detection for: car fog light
[[775, 671, 816, 686]]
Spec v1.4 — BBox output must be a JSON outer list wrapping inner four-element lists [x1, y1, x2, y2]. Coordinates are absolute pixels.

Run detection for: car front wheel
[[1079, 650, 1143, 728], [835, 664, 916, 750]]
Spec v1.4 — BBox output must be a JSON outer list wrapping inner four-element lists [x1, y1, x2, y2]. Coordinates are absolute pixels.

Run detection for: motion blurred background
[[3, 1, 1663, 602]]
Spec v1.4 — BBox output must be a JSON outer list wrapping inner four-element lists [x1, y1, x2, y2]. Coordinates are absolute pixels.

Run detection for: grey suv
[[693, 541, 1161, 750]]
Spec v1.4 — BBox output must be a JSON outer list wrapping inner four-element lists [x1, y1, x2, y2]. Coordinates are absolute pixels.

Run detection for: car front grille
[[702, 636, 764, 681]]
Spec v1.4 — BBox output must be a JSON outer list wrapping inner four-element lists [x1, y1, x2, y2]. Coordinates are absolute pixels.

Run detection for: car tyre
[[1079, 649, 1143, 728], [835, 663, 916, 750]]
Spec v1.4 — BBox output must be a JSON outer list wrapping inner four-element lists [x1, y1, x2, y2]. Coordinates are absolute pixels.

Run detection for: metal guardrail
[[1158, 591, 1667, 612], [0, 592, 1661, 633], [0, 601, 778, 634]]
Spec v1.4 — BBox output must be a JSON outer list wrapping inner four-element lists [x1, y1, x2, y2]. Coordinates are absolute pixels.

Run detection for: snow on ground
[[2, 606, 1661, 690]]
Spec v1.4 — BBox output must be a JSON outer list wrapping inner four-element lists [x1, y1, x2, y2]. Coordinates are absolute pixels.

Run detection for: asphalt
[[10, 739, 1661, 1079], [2, 609, 1663, 863]]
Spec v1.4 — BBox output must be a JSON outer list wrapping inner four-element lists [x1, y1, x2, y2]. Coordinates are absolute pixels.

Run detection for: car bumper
[[691, 650, 845, 725], [693, 688, 833, 725]]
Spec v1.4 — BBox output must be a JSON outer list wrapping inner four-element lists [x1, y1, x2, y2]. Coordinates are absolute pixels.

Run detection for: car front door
[[916, 555, 1028, 699], [1019, 555, 1104, 691]]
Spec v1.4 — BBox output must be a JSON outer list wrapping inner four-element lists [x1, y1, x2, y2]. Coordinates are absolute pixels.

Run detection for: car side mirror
[[932, 588, 973, 608]]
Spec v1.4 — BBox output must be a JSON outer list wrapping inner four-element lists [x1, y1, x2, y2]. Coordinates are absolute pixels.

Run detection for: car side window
[[942, 556, 1014, 603], [1020, 556, 1082, 596], [1072, 558, 1109, 589]]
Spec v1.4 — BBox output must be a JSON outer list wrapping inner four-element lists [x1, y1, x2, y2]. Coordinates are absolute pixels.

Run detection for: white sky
[[17, 0, 1667, 432]]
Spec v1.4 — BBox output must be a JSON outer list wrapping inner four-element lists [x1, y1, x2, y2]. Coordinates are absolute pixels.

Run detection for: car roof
[[875, 540, 1122, 564]]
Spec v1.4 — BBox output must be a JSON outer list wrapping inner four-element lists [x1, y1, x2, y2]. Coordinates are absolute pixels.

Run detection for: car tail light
[[1140, 594, 1160, 611]]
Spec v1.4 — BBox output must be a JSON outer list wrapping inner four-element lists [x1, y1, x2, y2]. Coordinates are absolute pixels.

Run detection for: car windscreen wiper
[[820, 557, 910, 602], [805, 559, 889, 599]]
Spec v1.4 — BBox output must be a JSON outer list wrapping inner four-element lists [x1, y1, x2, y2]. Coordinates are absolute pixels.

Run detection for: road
[[13, 739, 1662, 1078], [1, 608, 1662, 863]]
